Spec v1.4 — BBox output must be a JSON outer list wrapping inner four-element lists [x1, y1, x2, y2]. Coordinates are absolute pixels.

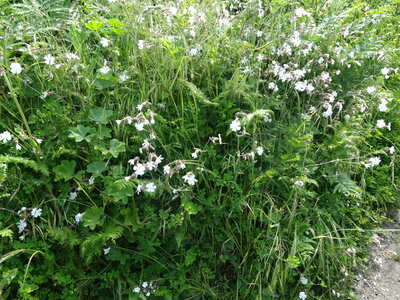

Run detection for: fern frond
[[0, 155, 49, 176]]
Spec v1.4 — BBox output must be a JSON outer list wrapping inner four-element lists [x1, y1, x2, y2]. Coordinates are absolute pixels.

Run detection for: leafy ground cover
[[0, 0, 400, 299]]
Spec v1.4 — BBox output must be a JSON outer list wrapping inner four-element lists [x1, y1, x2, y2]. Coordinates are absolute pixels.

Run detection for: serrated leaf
[[53, 160, 76, 181], [86, 20, 104, 31], [108, 139, 126, 158], [87, 161, 108, 178], [104, 180, 133, 203], [88, 107, 113, 124], [83, 206, 104, 230], [97, 126, 112, 139], [68, 125, 93, 142]]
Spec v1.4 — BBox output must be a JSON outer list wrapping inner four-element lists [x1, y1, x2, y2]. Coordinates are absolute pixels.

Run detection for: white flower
[[119, 73, 129, 83], [36, 138, 43, 144], [257, 54, 265, 62], [145, 182, 157, 193], [299, 291, 307, 300], [146, 161, 156, 171], [0, 131, 12, 143], [294, 180, 305, 187], [381, 67, 390, 76], [256, 146, 264, 156], [389, 146, 395, 154], [155, 155, 164, 165], [136, 184, 142, 194], [376, 119, 390, 130], [18, 207, 27, 214], [17, 220, 27, 233], [191, 151, 198, 159], [142, 282, 148, 288], [294, 81, 307, 92], [65, 53, 80, 61], [268, 82, 278, 92], [31, 208, 42, 218], [99, 66, 111, 74], [135, 122, 145, 131], [293, 69, 306, 80], [230, 118, 241, 132], [138, 40, 145, 50], [100, 37, 111, 47], [189, 48, 199, 56], [178, 161, 186, 169], [295, 7, 310, 18], [146, 292, 151, 297], [378, 102, 388, 112], [182, 172, 198, 186], [366, 157, 381, 168], [169, 6, 178, 15], [69, 192, 78, 200], [124, 176, 131, 181], [103, 247, 111, 255], [89, 176, 95, 185], [75, 212, 85, 223], [133, 287, 141, 293], [163, 165, 171, 175], [134, 163, 146, 176], [320, 71, 331, 82], [322, 106, 333, 118], [300, 275, 308, 285], [256, 30, 263, 37], [15, 142, 22, 150], [44, 54, 55, 65], [10, 62, 22, 74], [366, 86, 377, 94]]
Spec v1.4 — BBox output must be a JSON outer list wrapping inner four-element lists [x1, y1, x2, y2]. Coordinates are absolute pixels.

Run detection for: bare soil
[[355, 210, 400, 300]]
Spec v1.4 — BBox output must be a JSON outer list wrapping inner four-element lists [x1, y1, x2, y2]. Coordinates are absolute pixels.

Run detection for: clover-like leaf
[[88, 107, 113, 124], [108, 139, 125, 158], [68, 125, 93, 142], [87, 161, 108, 178], [53, 160, 76, 181], [97, 126, 112, 140], [83, 206, 104, 230]]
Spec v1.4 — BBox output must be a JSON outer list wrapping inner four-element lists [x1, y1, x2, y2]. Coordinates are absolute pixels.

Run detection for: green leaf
[[86, 20, 104, 31], [53, 160, 76, 181], [87, 161, 108, 178], [106, 248, 130, 265], [83, 206, 104, 230], [107, 18, 124, 28], [97, 126, 112, 139], [175, 232, 185, 248], [108, 139, 126, 158], [68, 125, 93, 142], [88, 107, 113, 124], [104, 180, 133, 203]]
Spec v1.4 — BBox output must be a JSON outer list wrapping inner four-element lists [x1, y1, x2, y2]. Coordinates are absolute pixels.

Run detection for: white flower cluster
[[133, 281, 156, 297]]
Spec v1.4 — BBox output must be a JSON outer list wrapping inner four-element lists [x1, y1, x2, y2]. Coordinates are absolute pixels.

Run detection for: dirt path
[[355, 211, 400, 300]]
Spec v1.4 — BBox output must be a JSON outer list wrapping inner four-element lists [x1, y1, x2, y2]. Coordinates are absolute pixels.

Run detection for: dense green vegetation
[[1, 0, 400, 299]]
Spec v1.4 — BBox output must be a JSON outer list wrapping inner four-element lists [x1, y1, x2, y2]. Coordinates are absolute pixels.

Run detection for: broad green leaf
[[106, 248, 129, 265], [87, 161, 108, 178], [83, 206, 104, 230], [97, 126, 112, 139], [68, 125, 93, 142], [108, 139, 126, 158], [88, 107, 113, 124], [107, 18, 124, 28], [86, 20, 104, 31], [53, 160, 76, 181]]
